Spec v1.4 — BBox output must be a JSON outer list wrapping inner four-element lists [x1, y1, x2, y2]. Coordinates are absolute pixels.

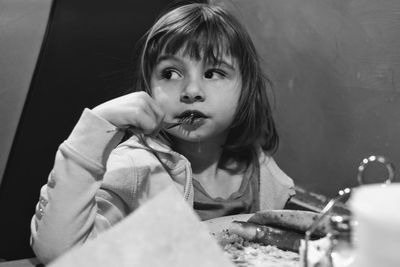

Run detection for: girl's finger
[[131, 112, 158, 135], [139, 97, 165, 130]]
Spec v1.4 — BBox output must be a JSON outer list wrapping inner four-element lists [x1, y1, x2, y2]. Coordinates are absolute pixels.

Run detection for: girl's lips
[[176, 110, 208, 120], [175, 110, 207, 126]]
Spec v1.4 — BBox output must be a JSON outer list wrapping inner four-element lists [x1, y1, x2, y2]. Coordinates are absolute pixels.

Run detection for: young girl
[[30, 3, 295, 263]]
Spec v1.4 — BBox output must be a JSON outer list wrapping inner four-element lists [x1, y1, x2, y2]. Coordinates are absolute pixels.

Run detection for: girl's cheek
[[152, 86, 168, 101], [152, 86, 173, 112]]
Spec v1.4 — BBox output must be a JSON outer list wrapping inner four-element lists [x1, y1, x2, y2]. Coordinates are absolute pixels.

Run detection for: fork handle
[[106, 120, 181, 134]]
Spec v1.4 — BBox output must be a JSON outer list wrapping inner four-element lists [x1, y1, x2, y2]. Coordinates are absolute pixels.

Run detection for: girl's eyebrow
[[214, 60, 236, 71], [156, 54, 182, 64], [156, 54, 236, 71]]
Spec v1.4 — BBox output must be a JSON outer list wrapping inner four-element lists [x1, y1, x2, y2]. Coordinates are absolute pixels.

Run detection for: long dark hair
[[134, 3, 278, 168]]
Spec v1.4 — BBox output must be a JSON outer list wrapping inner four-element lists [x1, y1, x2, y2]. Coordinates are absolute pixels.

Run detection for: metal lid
[[330, 215, 352, 232]]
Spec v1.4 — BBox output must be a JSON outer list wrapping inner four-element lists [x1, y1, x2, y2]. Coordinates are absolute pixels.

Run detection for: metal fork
[[105, 113, 196, 183], [107, 113, 196, 134]]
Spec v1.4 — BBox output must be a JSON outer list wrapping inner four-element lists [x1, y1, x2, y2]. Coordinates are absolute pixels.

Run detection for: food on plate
[[217, 230, 300, 267], [209, 210, 334, 266], [228, 221, 303, 252], [225, 210, 330, 253], [248, 210, 330, 236]]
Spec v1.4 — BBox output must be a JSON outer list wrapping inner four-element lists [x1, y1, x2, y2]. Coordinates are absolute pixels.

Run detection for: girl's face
[[150, 51, 242, 143]]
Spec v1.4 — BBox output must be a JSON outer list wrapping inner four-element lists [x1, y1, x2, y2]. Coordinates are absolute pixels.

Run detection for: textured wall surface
[[214, 0, 400, 196]]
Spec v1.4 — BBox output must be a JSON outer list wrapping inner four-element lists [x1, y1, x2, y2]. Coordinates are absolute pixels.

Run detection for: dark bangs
[[140, 4, 246, 91]]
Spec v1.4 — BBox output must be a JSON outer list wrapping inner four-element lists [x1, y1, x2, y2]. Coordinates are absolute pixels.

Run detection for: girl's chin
[[166, 122, 230, 141], [166, 128, 209, 141], [167, 122, 205, 137], [169, 128, 228, 144], [173, 131, 206, 141]]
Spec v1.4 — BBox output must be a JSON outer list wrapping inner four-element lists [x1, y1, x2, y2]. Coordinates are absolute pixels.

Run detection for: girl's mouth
[[177, 110, 207, 125]]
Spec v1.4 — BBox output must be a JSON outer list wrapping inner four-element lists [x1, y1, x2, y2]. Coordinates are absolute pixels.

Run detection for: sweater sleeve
[[30, 109, 125, 264]]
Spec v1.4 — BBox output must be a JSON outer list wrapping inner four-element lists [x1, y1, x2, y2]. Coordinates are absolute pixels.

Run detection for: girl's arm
[[30, 92, 165, 263], [30, 109, 125, 264]]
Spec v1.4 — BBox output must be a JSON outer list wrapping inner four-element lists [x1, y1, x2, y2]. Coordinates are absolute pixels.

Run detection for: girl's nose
[[180, 80, 205, 103]]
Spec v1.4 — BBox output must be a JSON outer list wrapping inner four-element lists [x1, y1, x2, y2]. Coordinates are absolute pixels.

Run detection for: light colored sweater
[[30, 108, 295, 264]]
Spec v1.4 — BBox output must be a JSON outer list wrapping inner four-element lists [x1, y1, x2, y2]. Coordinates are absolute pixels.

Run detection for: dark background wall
[[0, 0, 203, 260], [215, 0, 400, 196]]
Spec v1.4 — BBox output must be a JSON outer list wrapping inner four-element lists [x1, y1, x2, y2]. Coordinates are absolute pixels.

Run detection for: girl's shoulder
[[110, 136, 167, 169], [258, 150, 296, 210], [101, 137, 175, 203], [108, 135, 184, 174], [258, 150, 294, 188]]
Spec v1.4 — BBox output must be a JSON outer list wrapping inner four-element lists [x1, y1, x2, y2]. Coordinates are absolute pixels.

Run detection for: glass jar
[[327, 215, 355, 267]]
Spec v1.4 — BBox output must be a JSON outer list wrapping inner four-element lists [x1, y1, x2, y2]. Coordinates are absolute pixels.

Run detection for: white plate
[[203, 213, 253, 235]]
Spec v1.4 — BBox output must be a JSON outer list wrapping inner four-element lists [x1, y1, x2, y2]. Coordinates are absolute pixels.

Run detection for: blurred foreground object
[[349, 183, 400, 267]]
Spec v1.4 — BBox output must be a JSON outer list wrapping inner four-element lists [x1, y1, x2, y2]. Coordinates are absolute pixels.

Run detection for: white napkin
[[49, 185, 235, 267]]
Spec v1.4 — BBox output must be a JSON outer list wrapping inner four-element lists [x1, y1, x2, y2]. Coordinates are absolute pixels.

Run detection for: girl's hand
[[92, 91, 165, 135]]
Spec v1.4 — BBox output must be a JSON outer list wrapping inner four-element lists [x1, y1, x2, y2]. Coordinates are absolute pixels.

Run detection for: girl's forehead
[[157, 48, 237, 66]]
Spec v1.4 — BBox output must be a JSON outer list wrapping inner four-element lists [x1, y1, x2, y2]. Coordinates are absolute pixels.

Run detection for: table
[[0, 186, 338, 267], [0, 258, 40, 267]]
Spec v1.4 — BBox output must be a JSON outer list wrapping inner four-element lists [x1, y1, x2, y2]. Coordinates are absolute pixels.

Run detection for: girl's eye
[[204, 69, 226, 79], [161, 68, 182, 80]]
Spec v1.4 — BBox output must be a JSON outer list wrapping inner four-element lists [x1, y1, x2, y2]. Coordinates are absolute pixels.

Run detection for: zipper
[[183, 158, 193, 201]]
